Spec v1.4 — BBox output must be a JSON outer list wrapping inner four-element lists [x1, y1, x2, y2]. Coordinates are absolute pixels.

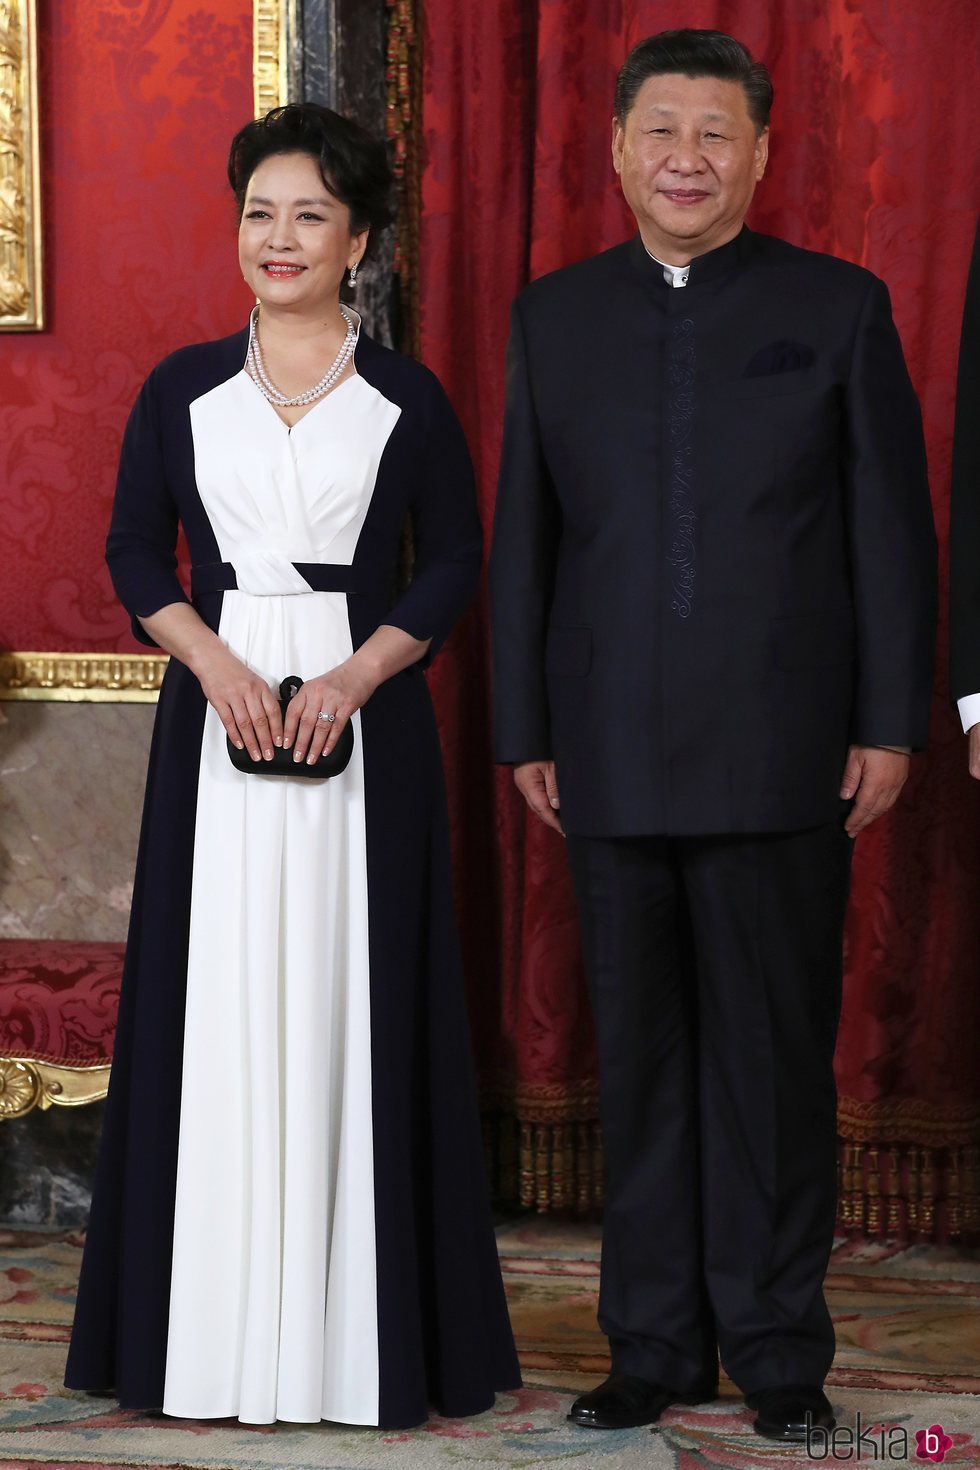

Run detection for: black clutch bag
[[226, 675, 354, 779]]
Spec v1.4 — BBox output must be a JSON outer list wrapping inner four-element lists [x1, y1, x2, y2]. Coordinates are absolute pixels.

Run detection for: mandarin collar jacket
[[489, 227, 937, 837]]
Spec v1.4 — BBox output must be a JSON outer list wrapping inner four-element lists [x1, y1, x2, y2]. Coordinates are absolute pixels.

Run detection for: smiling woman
[[230, 108, 392, 425], [61, 102, 520, 1430], [240, 153, 364, 415]]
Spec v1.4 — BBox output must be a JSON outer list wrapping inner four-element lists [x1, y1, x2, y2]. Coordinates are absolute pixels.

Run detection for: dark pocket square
[[743, 339, 817, 377]]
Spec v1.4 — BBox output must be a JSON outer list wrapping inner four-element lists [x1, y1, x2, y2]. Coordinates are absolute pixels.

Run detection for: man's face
[[612, 72, 768, 261]]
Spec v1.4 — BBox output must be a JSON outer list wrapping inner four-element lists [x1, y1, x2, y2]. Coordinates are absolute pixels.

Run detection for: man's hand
[[514, 760, 564, 835], [839, 745, 911, 837], [968, 724, 980, 780]]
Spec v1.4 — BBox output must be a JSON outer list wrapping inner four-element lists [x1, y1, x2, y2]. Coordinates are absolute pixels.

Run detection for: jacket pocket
[[717, 372, 822, 402], [546, 624, 592, 677], [772, 609, 855, 669]]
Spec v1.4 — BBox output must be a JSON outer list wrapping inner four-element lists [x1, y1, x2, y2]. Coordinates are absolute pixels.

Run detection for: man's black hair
[[615, 29, 773, 132]]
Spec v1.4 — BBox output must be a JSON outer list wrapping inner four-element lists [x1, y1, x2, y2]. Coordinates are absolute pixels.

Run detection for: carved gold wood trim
[[253, 0, 288, 117], [0, 0, 43, 330], [0, 652, 167, 702], [0, 1057, 111, 1119]]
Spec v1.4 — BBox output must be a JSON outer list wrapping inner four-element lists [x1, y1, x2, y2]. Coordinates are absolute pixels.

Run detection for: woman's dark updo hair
[[228, 103, 394, 261]]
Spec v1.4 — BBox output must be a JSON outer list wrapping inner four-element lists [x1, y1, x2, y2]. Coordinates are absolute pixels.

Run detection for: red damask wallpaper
[[0, 0, 254, 652]]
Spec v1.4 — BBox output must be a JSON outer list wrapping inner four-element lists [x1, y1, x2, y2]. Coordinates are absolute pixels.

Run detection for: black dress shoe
[[750, 1385, 835, 1441], [568, 1373, 713, 1430]]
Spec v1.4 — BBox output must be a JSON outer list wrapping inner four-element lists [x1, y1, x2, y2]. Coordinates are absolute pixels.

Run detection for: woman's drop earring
[[347, 261, 359, 289]]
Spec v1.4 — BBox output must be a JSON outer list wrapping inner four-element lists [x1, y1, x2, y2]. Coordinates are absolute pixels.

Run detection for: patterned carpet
[[0, 1218, 978, 1468]]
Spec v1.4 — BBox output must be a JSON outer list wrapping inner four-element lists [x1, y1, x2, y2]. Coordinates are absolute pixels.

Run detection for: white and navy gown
[[64, 322, 520, 1427]]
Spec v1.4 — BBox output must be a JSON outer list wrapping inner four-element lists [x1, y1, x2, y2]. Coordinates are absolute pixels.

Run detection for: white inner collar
[[644, 248, 690, 287]]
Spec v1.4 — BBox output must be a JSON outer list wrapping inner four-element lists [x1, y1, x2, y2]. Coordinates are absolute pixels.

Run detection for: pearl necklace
[[246, 305, 357, 407]]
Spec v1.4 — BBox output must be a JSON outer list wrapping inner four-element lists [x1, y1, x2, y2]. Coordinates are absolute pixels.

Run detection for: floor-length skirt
[[65, 617, 520, 1427]]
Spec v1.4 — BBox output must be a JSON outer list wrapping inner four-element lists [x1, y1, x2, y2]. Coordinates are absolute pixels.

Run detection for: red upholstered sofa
[[0, 941, 123, 1119]]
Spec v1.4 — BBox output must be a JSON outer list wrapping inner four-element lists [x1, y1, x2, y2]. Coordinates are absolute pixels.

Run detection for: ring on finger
[[317, 710, 337, 723]]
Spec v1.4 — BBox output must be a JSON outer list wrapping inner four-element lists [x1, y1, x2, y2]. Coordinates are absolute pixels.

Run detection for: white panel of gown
[[162, 363, 401, 1426]]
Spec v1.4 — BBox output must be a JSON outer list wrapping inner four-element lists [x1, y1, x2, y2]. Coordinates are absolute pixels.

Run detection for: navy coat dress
[[64, 320, 520, 1427]]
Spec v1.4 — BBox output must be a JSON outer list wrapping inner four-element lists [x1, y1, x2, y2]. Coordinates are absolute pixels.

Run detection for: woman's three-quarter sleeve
[[105, 368, 190, 646], [382, 375, 483, 666]]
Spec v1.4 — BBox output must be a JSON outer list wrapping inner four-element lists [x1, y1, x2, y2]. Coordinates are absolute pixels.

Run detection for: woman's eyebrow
[[245, 195, 334, 207]]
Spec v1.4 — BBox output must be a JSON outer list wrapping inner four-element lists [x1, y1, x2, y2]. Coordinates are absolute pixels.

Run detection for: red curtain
[[419, 0, 980, 1238]]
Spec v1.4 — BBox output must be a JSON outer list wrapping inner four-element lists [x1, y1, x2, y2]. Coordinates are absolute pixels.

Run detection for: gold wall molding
[[0, 652, 167, 702], [0, 0, 43, 330], [253, 0, 289, 117]]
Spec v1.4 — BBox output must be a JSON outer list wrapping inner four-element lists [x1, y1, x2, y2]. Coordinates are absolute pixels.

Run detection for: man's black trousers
[[565, 820, 853, 1396]]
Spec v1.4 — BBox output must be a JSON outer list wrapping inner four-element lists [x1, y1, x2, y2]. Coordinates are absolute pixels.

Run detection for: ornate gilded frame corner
[[0, 1057, 110, 1119], [0, 0, 43, 331], [0, 652, 168, 702], [253, 0, 290, 116]]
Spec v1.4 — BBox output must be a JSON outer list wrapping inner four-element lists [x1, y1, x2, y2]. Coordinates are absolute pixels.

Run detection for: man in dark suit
[[489, 30, 936, 1444]]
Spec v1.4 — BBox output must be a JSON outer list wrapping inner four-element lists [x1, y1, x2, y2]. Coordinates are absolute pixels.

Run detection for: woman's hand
[[194, 644, 283, 762], [284, 656, 381, 765], [139, 606, 427, 769]]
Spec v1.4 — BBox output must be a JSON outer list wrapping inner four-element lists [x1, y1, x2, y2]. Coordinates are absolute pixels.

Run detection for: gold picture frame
[[254, 0, 288, 119], [0, 0, 43, 331]]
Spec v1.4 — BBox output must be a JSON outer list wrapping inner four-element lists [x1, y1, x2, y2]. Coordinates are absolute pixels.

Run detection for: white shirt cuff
[[957, 693, 980, 733]]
